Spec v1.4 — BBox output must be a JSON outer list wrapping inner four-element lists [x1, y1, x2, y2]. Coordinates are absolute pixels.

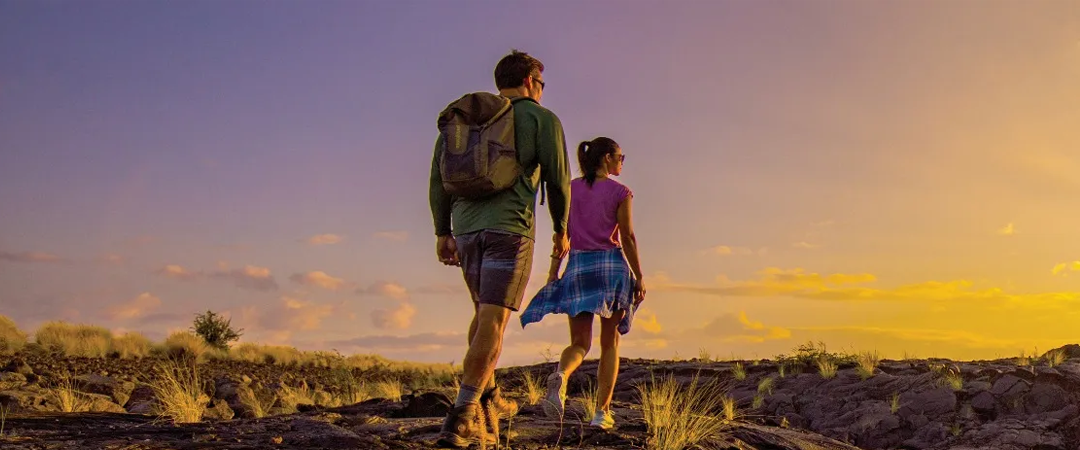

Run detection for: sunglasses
[[533, 77, 545, 90], [613, 154, 625, 162]]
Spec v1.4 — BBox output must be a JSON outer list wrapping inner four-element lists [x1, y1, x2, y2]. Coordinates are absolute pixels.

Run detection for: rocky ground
[[1, 345, 1079, 450]]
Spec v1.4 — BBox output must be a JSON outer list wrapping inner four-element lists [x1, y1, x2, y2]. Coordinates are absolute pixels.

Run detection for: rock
[[123, 384, 159, 415], [1024, 383, 1068, 414], [392, 392, 451, 418], [970, 391, 996, 416], [0, 371, 28, 390], [0, 389, 49, 413], [904, 421, 950, 449], [84, 393, 125, 413], [2, 358, 34, 376], [898, 386, 956, 419], [203, 398, 234, 421], [76, 373, 135, 406]]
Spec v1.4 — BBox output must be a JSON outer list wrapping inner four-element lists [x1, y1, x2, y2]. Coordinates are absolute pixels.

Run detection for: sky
[[2, 0, 1080, 366]]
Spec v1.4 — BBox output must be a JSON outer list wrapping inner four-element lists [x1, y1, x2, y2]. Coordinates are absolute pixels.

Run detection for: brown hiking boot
[[481, 386, 519, 419], [436, 403, 487, 448]]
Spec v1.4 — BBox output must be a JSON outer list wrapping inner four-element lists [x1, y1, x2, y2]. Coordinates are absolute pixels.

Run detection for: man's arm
[[537, 114, 571, 234], [429, 135, 453, 236]]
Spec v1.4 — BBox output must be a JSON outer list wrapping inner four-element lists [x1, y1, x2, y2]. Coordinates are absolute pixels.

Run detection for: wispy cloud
[[792, 241, 823, 250], [997, 222, 1016, 236], [655, 267, 1080, 307], [0, 251, 67, 263], [233, 296, 338, 344], [358, 281, 415, 329], [684, 311, 792, 343], [304, 234, 343, 246], [98, 253, 125, 265], [155, 264, 279, 291], [326, 331, 466, 352], [1052, 261, 1080, 276], [373, 231, 409, 242], [702, 245, 755, 256], [106, 292, 161, 321], [289, 271, 349, 290]]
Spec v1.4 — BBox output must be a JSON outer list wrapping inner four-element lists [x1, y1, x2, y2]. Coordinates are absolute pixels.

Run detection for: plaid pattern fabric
[[519, 248, 638, 335]]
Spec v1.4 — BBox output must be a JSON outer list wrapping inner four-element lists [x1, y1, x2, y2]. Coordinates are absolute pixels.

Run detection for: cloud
[[371, 302, 417, 330], [703, 245, 754, 256], [305, 234, 343, 246], [373, 231, 409, 242], [655, 267, 1080, 307], [155, 264, 278, 291], [997, 222, 1016, 236], [635, 308, 662, 334], [0, 251, 66, 263], [792, 241, 823, 249], [358, 281, 411, 300], [1052, 261, 1080, 276], [236, 296, 336, 336], [684, 311, 792, 344], [289, 271, 348, 290], [106, 292, 161, 321], [98, 254, 125, 265]]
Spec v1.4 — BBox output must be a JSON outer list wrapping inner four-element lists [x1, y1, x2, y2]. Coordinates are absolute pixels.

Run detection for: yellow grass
[[238, 384, 276, 419], [113, 332, 153, 359], [146, 360, 208, 423], [161, 331, 215, 363], [637, 373, 735, 450], [48, 370, 91, 413], [731, 362, 746, 380], [1044, 348, 1066, 367], [520, 370, 543, 406], [856, 351, 880, 380], [0, 315, 27, 356], [817, 357, 838, 379], [573, 381, 598, 421], [35, 321, 113, 358], [890, 392, 901, 413], [369, 379, 404, 402], [757, 376, 774, 396]]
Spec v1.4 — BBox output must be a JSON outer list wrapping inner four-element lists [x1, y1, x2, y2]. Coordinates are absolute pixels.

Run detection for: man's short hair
[[494, 49, 545, 90]]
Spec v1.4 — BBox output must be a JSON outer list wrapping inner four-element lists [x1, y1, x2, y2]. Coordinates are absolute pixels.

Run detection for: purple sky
[[3, 1, 1080, 364]]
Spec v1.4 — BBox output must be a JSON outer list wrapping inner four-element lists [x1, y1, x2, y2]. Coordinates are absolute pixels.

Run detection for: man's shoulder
[[513, 98, 561, 123]]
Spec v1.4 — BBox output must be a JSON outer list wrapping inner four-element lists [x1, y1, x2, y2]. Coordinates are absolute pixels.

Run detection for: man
[[429, 49, 571, 447]]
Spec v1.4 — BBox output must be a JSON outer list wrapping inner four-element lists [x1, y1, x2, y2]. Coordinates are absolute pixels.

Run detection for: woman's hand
[[547, 256, 563, 283], [633, 280, 646, 306]]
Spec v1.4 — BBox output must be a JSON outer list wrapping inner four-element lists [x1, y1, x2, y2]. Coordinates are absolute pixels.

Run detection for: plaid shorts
[[456, 229, 535, 311]]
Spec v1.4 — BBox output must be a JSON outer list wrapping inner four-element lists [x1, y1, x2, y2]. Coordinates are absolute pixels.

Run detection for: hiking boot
[[590, 409, 615, 430], [481, 386, 519, 418], [541, 372, 567, 419], [436, 403, 487, 448]]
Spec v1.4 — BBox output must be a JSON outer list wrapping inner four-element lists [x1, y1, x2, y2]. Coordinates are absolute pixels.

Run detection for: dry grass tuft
[[161, 331, 213, 363], [637, 372, 736, 450], [731, 362, 746, 380], [573, 381, 598, 421], [817, 356, 838, 379], [0, 315, 27, 356], [35, 321, 113, 358], [856, 351, 880, 380], [48, 370, 91, 413], [520, 370, 543, 406], [1044, 348, 1066, 367], [113, 332, 153, 359], [146, 359, 208, 423], [369, 378, 404, 402]]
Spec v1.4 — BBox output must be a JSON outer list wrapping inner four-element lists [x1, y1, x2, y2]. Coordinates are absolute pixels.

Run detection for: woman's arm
[[617, 196, 645, 302], [547, 255, 562, 282]]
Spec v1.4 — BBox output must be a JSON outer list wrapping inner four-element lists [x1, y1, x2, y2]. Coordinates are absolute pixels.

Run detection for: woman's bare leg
[[595, 310, 625, 412], [558, 312, 593, 377]]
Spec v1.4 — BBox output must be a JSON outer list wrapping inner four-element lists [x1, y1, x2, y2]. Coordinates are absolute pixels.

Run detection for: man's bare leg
[[467, 302, 498, 391], [458, 303, 511, 404]]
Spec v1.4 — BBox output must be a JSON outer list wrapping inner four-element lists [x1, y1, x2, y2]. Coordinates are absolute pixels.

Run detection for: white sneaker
[[541, 372, 566, 419], [590, 409, 615, 430]]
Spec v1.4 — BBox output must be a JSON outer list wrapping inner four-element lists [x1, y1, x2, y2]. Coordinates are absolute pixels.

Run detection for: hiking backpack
[[436, 92, 523, 199]]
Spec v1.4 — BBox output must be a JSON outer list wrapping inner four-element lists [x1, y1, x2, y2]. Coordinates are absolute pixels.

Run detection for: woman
[[519, 136, 646, 430]]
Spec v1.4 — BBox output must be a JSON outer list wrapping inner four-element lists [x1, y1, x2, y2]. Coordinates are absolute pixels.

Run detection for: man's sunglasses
[[533, 77, 545, 90]]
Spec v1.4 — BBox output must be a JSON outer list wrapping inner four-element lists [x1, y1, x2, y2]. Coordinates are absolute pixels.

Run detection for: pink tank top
[[567, 177, 633, 251]]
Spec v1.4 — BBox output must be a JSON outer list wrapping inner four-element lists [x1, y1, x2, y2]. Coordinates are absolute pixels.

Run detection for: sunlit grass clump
[[113, 332, 154, 359], [0, 315, 27, 356], [146, 360, 208, 423], [35, 321, 114, 358], [637, 373, 736, 450], [48, 370, 90, 413], [520, 370, 544, 406], [856, 350, 881, 380]]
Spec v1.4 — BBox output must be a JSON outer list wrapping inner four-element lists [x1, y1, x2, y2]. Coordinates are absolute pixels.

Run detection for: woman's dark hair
[[494, 49, 545, 90], [577, 137, 620, 187]]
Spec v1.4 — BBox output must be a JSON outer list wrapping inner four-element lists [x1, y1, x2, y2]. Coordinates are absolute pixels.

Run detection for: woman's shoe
[[541, 372, 566, 419], [590, 409, 615, 430]]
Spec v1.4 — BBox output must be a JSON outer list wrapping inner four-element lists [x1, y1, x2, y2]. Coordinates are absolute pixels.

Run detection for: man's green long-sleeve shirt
[[429, 97, 571, 240]]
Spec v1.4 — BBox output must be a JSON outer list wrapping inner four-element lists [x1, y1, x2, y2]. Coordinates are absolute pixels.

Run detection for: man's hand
[[436, 235, 460, 266], [551, 231, 569, 260]]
